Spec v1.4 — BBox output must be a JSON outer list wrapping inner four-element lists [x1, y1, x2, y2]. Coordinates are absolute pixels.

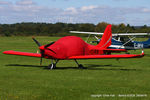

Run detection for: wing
[[70, 31, 150, 36], [70, 31, 103, 35], [69, 51, 144, 59], [113, 33, 150, 36], [3, 50, 41, 57]]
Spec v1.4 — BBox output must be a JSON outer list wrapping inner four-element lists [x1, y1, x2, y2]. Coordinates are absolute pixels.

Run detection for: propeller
[[44, 42, 55, 48], [32, 37, 41, 47], [40, 50, 44, 65], [32, 37, 56, 65], [44, 42, 56, 54], [32, 37, 44, 65]]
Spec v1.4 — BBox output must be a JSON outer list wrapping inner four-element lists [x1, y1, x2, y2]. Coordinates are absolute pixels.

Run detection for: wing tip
[[3, 50, 41, 57], [141, 49, 144, 56], [3, 50, 13, 54]]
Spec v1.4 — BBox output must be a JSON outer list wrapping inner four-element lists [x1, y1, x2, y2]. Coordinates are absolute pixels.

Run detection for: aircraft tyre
[[47, 64, 56, 69]]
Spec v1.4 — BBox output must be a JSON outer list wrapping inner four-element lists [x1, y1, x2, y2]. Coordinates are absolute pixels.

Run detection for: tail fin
[[96, 24, 112, 48]]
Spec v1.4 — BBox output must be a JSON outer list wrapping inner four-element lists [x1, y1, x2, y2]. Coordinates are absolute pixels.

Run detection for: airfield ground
[[0, 36, 150, 100]]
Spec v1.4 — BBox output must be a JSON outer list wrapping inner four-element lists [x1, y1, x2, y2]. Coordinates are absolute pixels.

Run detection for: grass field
[[0, 36, 150, 100]]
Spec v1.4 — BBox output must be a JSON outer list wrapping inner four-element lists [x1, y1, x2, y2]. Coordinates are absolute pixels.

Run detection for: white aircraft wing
[[113, 33, 150, 36], [70, 31, 103, 35], [70, 31, 150, 36]]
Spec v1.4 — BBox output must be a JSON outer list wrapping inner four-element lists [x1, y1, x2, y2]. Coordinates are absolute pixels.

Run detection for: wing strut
[[119, 37, 136, 49]]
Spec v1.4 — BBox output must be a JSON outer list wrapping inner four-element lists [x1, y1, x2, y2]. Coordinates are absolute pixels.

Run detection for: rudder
[[96, 24, 112, 48]]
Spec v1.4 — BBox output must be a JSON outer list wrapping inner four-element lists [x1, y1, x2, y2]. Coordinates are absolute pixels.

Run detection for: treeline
[[0, 22, 150, 36]]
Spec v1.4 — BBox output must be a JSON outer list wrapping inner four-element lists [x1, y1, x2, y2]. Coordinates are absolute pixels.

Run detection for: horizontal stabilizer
[[3, 50, 41, 58]]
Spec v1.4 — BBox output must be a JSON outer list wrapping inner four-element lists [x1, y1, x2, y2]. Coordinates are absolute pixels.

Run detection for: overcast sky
[[0, 0, 150, 25]]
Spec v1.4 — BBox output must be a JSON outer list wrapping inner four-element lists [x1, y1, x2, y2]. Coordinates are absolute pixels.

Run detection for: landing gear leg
[[47, 59, 59, 70], [74, 59, 86, 69]]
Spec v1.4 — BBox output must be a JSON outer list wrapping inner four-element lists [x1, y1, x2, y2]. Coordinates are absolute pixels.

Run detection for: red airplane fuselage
[[40, 36, 104, 59]]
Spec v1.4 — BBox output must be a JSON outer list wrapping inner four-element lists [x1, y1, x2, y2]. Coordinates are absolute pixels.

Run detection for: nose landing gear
[[47, 59, 59, 69]]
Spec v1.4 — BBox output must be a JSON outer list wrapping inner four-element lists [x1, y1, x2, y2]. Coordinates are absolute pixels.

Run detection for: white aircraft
[[70, 31, 150, 50], [70, 31, 150, 36]]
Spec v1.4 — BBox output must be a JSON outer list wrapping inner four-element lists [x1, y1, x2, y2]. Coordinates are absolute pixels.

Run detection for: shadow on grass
[[5, 64, 140, 71], [145, 54, 150, 57], [85, 64, 122, 67], [6, 64, 47, 67]]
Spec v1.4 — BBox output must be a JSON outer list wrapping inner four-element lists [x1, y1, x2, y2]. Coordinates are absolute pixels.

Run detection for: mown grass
[[0, 36, 150, 100]]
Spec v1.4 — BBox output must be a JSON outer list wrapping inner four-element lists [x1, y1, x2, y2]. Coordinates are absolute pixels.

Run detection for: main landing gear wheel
[[78, 64, 86, 69], [47, 64, 56, 69], [74, 59, 86, 69]]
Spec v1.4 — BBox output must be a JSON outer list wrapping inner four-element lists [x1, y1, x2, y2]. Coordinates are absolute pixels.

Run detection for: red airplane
[[3, 25, 144, 69]]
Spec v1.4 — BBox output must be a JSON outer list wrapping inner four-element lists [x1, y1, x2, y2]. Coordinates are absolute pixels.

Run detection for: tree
[[95, 22, 109, 32], [78, 23, 95, 32]]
